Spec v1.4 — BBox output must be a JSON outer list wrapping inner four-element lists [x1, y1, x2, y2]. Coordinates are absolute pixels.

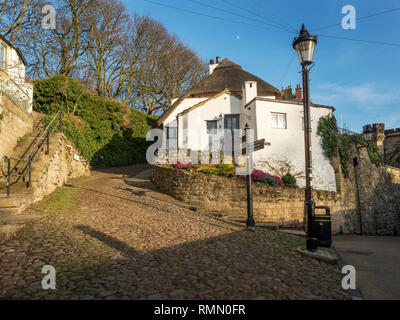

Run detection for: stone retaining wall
[[0, 95, 33, 161], [356, 151, 400, 235], [30, 133, 90, 203], [151, 145, 400, 236], [384, 165, 400, 184], [151, 166, 357, 234]]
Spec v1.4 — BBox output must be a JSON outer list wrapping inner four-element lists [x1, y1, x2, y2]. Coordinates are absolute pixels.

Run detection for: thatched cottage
[[157, 57, 337, 191]]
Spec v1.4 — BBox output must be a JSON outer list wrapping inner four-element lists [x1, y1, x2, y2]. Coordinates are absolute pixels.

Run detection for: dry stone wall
[[0, 95, 33, 161], [354, 148, 400, 235], [151, 166, 356, 234], [151, 147, 400, 235], [30, 133, 90, 203]]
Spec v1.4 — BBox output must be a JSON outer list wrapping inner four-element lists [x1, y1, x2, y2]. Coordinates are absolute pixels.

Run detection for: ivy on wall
[[317, 115, 381, 177], [367, 144, 382, 167]]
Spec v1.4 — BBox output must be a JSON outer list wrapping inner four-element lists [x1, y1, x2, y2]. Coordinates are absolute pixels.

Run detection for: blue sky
[[125, 0, 400, 132]]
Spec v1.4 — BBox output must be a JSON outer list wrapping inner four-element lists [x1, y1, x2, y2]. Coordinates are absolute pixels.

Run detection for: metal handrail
[[1, 110, 63, 196], [0, 69, 30, 98], [25, 110, 62, 162]]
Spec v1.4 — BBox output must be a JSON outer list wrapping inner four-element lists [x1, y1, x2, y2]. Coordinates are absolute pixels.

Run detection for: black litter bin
[[313, 206, 332, 248]]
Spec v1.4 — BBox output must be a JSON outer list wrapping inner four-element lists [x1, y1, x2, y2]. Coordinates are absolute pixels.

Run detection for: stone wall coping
[[153, 165, 339, 198], [383, 164, 400, 173]]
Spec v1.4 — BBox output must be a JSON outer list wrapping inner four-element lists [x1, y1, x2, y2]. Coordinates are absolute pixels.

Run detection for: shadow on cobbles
[[65, 184, 238, 232], [49, 225, 348, 300], [75, 225, 137, 256]]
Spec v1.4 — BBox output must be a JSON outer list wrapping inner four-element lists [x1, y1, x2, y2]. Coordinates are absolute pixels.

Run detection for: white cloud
[[312, 82, 400, 110], [311, 82, 400, 130], [313, 83, 400, 105]]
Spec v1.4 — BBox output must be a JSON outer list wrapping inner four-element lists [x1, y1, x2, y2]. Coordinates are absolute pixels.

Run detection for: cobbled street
[[0, 165, 350, 300]]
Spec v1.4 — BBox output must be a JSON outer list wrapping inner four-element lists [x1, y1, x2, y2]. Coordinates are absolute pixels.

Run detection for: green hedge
[[34, 75, 158, 167]]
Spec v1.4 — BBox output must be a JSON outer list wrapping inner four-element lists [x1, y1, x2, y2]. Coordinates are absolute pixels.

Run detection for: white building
[[157, 58, 337, 192], [0, 34, 33, 113]]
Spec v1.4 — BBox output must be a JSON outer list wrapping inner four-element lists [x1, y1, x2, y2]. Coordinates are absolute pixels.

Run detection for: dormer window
[[0, 43, 6, 69]]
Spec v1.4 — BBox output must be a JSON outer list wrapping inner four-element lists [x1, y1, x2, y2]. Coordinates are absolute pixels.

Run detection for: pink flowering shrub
[[173, 161, 192, 169], [251, 170, 268, 182], [251, 170, 283, 185]]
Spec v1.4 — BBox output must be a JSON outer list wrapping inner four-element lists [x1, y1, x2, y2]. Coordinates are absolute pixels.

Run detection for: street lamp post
[[245, 124, 256, 231], [293, 24, 318, 252]]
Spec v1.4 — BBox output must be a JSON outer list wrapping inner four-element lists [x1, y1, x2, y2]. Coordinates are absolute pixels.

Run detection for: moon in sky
[[236, 35, 240, 40]]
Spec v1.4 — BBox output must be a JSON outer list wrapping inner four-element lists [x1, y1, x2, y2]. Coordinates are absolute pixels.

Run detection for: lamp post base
[[246, 218, 256, 232], [306, 238, 318, 252]]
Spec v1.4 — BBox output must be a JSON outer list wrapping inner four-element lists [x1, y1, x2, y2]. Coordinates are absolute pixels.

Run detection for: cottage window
[[271, 113, 287, 129], [166, 126, 178, 149], [167, 127, 177, 140], [206, 121, 218, 134], [0, 43, 6, 69]]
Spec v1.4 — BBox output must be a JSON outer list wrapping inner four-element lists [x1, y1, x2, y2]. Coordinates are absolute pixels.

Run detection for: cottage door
[[224, 115, 240, 163]]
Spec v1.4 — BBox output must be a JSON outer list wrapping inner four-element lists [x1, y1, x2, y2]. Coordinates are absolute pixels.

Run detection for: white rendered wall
[[181, 93, 242, 150], [163, 97, 209, 127], [7, 48, 25, 83], [209, 63, 219, 75], [242, 81, 257, 105], [250, 99, 336, 192], [162, 88, 336, 192], [0, 42, 32, 113]]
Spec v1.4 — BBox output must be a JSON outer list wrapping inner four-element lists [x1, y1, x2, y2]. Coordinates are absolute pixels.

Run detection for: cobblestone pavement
[[0, 165, 351, 300]]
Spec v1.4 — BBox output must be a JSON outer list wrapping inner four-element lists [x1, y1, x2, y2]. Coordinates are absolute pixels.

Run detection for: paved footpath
[[0, 165, 351, 300], [334, 235, 400, 300]]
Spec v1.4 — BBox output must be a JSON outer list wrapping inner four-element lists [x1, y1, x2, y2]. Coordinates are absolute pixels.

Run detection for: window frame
[[271, 112, 287, 129], [166, 126, 178, 140], [206, 120, 218, 134]]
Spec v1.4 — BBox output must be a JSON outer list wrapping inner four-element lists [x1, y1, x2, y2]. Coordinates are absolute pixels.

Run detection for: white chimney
[[209, 56, 221, 75], [242, 81, 257, 106]]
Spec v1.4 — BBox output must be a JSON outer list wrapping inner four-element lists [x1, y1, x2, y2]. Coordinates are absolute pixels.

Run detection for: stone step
[[0, 180, 33, 195], [0, 207, 23, 217], [0, 194, 33, 208], [0, 215, 45, 243], [0, 224, 22, 243], [0, 214, 45, 225]]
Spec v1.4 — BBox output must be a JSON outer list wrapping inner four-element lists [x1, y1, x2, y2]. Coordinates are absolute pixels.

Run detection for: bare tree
[[0, 0, 39, 42], [84, 0, 130, 97], [15, 0, 94, 78], [260, 157, 305, 179], [129, 15, 206, 115], [2, 1, 206, 115]]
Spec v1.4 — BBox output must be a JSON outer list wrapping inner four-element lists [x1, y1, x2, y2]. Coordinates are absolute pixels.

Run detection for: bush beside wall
[[33, 76, 158, 167]]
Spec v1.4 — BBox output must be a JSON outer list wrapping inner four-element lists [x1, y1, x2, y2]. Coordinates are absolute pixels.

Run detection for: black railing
[[63, 125, 90, 163], [1, 110, 63, 197]]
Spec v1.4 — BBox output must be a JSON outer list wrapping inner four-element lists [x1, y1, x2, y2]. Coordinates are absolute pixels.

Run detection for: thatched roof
[[158, 58, 279, 126], [188, 58, 280, 96]]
